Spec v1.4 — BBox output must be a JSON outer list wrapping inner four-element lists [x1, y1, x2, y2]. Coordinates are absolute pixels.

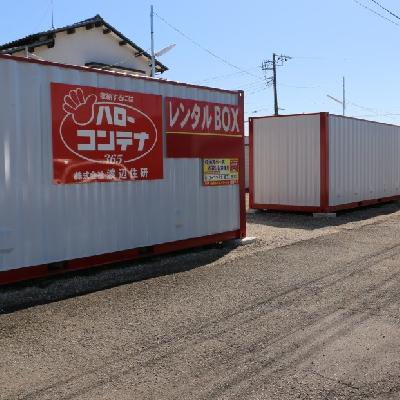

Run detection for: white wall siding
[[14, 28, 152, 76], [0, 58, 240, 272], [252, 115, 321, 207], [329, 115, 400, 206]]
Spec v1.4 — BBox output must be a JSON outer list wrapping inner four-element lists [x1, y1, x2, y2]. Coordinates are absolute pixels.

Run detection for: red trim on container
[[238, 91, 246, 238], [0, 54, 240, 96], [0, 230, 241, 286], [250, 203, 323, 213], [0, 265, 50, 286], [249, 112, 323, 120], [330, 113, 400, 129], [320, 112, 330, 211], [328, 195, 400, 212], [166, 133, 242, 158], [247, 196, 400, 214], [249, 117, 255, 209]]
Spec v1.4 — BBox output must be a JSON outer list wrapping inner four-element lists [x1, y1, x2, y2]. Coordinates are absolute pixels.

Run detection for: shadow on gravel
[[0, 240, 239, 314], [247, 201, 400, 230]]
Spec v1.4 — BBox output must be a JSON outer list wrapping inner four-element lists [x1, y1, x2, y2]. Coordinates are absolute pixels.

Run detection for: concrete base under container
[[313, 213, 336, 218]]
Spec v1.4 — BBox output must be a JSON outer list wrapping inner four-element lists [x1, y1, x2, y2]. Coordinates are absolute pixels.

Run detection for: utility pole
[[342, 76, 346, 116], [262, 53, 291, 116], [272, 53, 278, 116], [150, 5, 156, 78]]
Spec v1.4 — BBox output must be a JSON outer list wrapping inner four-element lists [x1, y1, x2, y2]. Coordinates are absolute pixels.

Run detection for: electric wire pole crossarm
[[261, 53, 291, 116]]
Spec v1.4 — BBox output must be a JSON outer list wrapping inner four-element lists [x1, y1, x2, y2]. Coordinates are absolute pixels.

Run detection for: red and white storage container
[[249, 112, 400, 213], [0, 55, 245, 284]]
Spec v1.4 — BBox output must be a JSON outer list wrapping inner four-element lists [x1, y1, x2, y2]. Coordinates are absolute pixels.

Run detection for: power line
[[278, 82, 318, 89], [355, 113, 400, 117], [239, 79, 270, 89], [194, 67, 261, 84], [348, 100, 400, 116], [246, 87, 270, 95], [348, 101, 379, 112], [353, 0, 399, 26], [237, 79, 318, 92], [326, 94, 400, 119], [368, 0, 400, 20], [244, 107, 271, 116], [154, 12, 263, 81], [31, 1, 53, 31]]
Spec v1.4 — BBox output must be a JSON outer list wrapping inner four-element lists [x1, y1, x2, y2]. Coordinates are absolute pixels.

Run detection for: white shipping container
[[250, 113, 400, 213], [0, 55, 245, 284]]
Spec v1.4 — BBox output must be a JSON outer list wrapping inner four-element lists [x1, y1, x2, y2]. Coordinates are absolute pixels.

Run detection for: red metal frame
[[249, 112, 322, 120], [0, 230, 241, 286], [320, 112, 330, 212], [249, 112, 400, 214], [238, 91, 246, 238], [249, 118, 255, 209], [249, 113, 326, 212], [328, 195, 400, 212]]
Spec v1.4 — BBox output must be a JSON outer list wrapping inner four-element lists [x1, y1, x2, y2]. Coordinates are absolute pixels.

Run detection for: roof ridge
[[0, 15, 168, 72]]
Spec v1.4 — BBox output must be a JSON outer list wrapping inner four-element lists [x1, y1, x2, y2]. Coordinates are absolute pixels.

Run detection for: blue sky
[[1, 0, 400, 128]]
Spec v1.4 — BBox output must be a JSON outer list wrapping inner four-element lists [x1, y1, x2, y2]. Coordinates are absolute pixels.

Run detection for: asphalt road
[[1, 207, 400, 399]]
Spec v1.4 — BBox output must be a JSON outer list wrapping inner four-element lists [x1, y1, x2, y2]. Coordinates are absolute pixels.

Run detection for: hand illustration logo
[[62, 88, 97, 125]]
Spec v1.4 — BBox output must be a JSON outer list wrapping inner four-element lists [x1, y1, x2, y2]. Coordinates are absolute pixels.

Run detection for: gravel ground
[[1, 197, 400, 399]]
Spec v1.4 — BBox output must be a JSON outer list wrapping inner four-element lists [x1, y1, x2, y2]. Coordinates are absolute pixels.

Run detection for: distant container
[[249, 112, 400, 213], [0, 55, 245, 285]]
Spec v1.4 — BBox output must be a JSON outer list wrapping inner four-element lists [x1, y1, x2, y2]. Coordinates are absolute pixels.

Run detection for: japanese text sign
[[166, 97, 242, 136], [203, 158, 239, 186], [51, 83, 163, 184]]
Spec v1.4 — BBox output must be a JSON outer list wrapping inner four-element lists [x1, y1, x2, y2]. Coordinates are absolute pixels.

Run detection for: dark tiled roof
[[0, 14, 168, 73]]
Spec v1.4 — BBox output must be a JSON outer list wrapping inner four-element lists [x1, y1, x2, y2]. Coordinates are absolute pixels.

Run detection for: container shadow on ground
[[0, 241, 239, 314], [247, 201, 400, 230]]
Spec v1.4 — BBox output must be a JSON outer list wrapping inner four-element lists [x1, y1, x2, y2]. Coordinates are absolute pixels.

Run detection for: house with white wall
[[0, 14, 167, 76]]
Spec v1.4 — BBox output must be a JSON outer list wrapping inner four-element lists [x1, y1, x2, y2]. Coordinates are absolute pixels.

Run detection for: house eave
[[0, 14, 168, 73]]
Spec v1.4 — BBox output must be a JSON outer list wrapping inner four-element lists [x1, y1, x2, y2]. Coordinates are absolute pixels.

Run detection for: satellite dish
[[155, 44, 176, 57]]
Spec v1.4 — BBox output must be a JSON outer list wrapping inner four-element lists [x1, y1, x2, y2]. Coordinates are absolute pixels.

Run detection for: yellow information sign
[[203, 158, 239, 186]]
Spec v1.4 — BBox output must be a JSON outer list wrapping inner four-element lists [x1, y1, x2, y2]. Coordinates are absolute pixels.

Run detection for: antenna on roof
[[150, 5, 155, 77], [155, 44, 176, 57], [51, 0, 55, 29]]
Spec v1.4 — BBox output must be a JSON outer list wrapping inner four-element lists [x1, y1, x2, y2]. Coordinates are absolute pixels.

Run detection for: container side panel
[[329, 115, 400, 206], [252, 115, 321, 207], [0, 59, 240, 272]]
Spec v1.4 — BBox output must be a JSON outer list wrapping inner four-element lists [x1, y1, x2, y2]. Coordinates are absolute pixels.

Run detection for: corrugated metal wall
[[329, 115, 400, 206], [0, 58, 240, 272], [252, 115, 321, 207]]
